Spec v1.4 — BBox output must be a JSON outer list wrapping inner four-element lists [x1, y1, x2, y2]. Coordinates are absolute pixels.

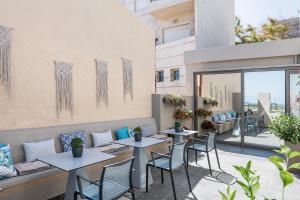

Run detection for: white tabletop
[[159, 129, 198, 136], [37, 148, 116, 172], [112, 137, 165, 148]]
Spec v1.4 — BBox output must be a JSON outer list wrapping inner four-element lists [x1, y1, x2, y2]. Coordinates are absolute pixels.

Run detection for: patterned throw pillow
[[0, 144, 17, 180], [60, 131, 88, 152], [23, 139, 56, 162]]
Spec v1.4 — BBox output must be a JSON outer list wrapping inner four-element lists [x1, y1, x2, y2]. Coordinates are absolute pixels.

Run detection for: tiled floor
[[53, 144, 300, 200], [216, 129, 284, 148]]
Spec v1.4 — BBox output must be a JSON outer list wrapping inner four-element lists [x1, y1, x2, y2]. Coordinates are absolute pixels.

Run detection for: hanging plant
[[201, 120, 216, 131], [163, 93, 186, 107], [203, 97, 218, 107], [173, 108, 193, 120], [196, 108, 213, 118]]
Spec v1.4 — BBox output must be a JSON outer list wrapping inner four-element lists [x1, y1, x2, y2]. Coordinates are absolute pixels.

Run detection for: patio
[[52, 144, 300, 200]]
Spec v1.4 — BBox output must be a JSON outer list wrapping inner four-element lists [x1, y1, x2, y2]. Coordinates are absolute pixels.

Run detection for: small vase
[[134, 134, 142, 142], [72, 146, 83, 158]]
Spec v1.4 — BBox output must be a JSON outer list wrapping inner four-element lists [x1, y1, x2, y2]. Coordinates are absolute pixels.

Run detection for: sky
[[244, 71, 285, 104], [235, 0, 300, 27]]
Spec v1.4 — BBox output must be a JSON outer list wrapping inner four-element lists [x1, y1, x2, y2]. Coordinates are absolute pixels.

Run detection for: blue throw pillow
[[60, 131, 88, 152], [212, 115, 218, 122], [116, 127, 130, 140], [0, 144, 17, 180]]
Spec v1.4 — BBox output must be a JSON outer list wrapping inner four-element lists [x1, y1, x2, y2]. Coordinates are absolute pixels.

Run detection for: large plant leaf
[[288, 163, 300, 170], [280, 145, 291, 154], [288, 151, 300, 159], [280, 171, 294, 188], [237, 180, 251, 196], [268, 156, 284, 171]]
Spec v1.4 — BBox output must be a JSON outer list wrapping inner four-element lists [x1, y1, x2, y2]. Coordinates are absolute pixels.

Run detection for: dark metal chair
[[187, 132, 221, 175], [146, 142, 192, 200], [75, 158, 135, 200]]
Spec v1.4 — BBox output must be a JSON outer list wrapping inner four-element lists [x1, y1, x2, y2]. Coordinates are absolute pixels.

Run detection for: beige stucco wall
[[0, 0, 155, 131]]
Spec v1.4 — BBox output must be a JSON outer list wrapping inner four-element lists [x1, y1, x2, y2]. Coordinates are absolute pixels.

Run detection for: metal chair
[[146, 142, 192, 200], [187, 132, 221, 175], [75, 158, 135, 200]]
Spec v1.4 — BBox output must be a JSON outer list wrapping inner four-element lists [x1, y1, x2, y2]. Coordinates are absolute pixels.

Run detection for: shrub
[[269, 114, 300, 144], [201, 120, 215, 131]]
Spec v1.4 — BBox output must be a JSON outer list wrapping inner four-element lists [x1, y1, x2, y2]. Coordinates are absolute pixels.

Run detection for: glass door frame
[[193, 66, 300, 150]]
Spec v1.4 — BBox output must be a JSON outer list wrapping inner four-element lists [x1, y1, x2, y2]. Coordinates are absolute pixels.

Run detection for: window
[[170, 69, 180, 81], [156, 71, 164, 82], [163, 24, 191, 43]]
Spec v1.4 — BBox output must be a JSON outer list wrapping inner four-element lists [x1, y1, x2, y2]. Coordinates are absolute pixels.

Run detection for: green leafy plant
[[234, 161, 260, 200], [70, 138, 83, 148], [269, 114, 300, 144], [268, 145, 300, 200], [196, 107, 213, 118], [203, 98, 218, 107], [133, 127, 142, 135], [162, 93, 186, 108], [219, 187, 237, 200], [173, 108, 193, 120]]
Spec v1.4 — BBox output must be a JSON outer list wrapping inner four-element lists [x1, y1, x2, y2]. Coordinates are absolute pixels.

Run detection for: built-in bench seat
[[0, 117, 170, 200]]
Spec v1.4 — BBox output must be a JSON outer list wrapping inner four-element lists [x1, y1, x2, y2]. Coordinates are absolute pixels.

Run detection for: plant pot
[[134, 134, 142, 142], [72, 146, 83, 158], [175, 122, 181, 133]]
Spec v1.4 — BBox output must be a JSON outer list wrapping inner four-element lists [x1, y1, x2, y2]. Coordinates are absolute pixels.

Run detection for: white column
[[195, 0, 235, 49]]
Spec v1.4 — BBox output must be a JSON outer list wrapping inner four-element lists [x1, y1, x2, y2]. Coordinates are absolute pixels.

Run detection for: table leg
[[132, 147, 153, 188], [174, 135, 184, 144], [64, 168, 87, 200]]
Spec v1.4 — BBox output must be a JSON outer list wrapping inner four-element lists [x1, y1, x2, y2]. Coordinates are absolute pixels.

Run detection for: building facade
[[120, 0, 234, 95]]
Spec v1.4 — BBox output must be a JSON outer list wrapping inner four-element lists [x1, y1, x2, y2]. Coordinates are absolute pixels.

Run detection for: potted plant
[[174, 121, 182, 133], [196, 107, 213, 118], [162, 93, 186, 108], [173, 108, 193, 120], [201, 120, 216, 133], [133, 127, 142, 142], [203, 98, 218, 107], [269, 113, 300, 170], [70, 138, 84, 158]]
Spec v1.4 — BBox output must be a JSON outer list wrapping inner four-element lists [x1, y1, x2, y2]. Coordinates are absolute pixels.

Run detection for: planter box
[[285, 142, 300, 173]]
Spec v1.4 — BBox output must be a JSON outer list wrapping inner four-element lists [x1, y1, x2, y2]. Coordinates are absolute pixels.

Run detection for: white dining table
[[159, 129, 198, 143], [112, 137, 165, 188], [37, 148, 116, 200]]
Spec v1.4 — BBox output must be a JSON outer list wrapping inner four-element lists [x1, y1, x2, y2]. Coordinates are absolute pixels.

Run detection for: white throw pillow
[[23, 139, 56, 162], [92, 130, 113, 147]]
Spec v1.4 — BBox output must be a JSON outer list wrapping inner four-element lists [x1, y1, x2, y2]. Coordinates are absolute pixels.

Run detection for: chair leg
[[161, 169, 164, 184], [185, 165, 192, 193], [186, 149, 189, 168], [215, 148, 221, 170], [130, 189, 136, 200], [195, 150, 198, 164], [170, 171, 177, 200], [74, 192, 77, 200], [146, 165, 149, 192], [206, 152, 212, 175]]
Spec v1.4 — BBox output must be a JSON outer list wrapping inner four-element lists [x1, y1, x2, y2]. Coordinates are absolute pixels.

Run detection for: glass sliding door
[[287, 70, 300, 116], [243, 70, 285, 148], [194, 72, 242, 145]]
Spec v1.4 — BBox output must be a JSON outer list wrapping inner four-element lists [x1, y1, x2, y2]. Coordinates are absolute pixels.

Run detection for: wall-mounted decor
[[54, 61, 73, 114], [220, 90, 223, 108], [95, 59, 108, 106], [121, 58, 133, 101], [0, 25, 12, 92], [209, 82, 213, 98]]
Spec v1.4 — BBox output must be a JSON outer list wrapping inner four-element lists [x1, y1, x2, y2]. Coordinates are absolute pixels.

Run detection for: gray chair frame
[[187, 132, 221, 175], [75, 158, 135, 200], [146, 142, 192, 200]]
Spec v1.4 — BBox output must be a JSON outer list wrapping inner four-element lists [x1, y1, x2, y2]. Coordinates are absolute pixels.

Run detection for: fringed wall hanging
[[220, 90, 223, 108], [121, 58, 133, 101], [225, 85, 227, 103], [95, 59, 108, 106], [0, 25, 12, 92], [215, 86, 218, 103], [209, 82, 213, 98], [54, 61, 73, 114]]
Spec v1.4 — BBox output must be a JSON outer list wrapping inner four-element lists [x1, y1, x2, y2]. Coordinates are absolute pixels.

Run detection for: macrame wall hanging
[[54, 61, 73, 114], [0, 25, 12, 92], [95, 59, 108, 106], [121, 58, 133, 101]]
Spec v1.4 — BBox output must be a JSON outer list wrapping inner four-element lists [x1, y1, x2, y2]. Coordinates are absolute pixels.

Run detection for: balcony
[[149, 0, 194, 19]]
